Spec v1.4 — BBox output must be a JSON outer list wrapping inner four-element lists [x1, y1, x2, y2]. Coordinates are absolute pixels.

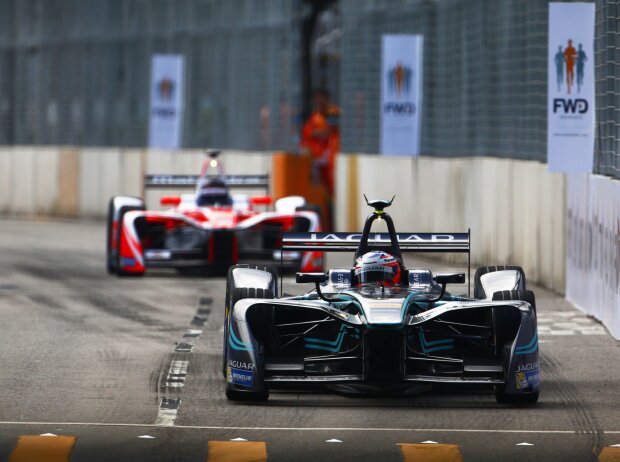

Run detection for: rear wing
[[144, 174, 269, 189], [283, 231, 471, 296], [282, 232, 470, 253]]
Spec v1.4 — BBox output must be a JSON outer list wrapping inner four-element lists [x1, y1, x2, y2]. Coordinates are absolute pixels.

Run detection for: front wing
[[116, 211, 323, 274], [224, 299, 539, 396]]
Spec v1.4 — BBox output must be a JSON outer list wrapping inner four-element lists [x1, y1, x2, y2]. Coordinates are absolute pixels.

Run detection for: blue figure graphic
[[576, 43, 587, 93], [554, 45, 564, 92]]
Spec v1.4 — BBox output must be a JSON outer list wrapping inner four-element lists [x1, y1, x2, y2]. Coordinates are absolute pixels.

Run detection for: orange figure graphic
[[394, 63, 406, 94], [564, 39, 577, 95], [158, 78, 174, 101]]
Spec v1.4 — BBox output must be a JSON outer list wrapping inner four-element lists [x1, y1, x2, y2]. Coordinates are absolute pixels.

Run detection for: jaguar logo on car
[[227, 360, 255, 371]]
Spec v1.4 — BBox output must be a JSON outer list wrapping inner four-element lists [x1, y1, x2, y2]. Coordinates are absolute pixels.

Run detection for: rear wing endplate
[[144, 174, 269, 189], [282, 232, 470, 253]]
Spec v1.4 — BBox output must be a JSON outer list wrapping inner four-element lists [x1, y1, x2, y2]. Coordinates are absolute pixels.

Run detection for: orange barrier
[[272, 152, 332, 230]]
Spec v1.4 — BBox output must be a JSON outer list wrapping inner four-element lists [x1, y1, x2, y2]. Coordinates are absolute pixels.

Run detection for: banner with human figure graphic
[[547, 3, 595, 173], [149, 54, 185, 149], [380, 35, 423, 156]]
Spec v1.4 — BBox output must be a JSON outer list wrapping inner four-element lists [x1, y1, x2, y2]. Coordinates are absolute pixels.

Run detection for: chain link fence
[[594, 0, 620, 178], [0, 0, 620, 179], [340, 0, 620, 179], [341, 0, 549, 161], [0, 0, 301, 151]]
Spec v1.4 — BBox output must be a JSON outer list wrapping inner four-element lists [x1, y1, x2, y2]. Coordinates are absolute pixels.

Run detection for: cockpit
[[196, 178, 233, 207]]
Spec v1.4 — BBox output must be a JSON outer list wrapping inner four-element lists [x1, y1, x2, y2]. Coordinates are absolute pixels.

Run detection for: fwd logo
[[384, 102, 416, 115], [553, 98, 589, 114]]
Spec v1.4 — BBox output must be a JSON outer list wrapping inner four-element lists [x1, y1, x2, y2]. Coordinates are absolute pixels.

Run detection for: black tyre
[[474, 265, 526, 299], [115, 203, 145, 277], [492, 290, 539, 406], [222, 264, 277, 378], [495, 388, 539, 405], [225, 387, 269, 402], [106, 198, 117, 274], [491, 289, 536, 353], [492, 289, 536, 314], [295, 203, 322, 216]]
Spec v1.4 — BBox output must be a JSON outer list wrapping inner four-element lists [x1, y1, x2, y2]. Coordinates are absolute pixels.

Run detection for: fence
[[1, 0, 620, 179], [0, 0, 300, 151]]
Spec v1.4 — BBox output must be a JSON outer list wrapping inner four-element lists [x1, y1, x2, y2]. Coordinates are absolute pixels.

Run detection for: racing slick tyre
[[492, 289, 536, 315], [474, 265, 526, 299], [492, 289, 539, 405], [222, 264, 277, 374], [295, 203, 322, 221], [223, 264, 276, 402], [106, 198, 117, 274], [114, 201, 146, 277], [225, 387, 269, 402]]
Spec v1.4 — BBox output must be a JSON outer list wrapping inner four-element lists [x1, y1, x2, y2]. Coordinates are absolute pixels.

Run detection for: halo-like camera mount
[[363, 194, 395, 213]]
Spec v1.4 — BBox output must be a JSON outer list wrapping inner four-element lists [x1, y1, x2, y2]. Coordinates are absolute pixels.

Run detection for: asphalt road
[[0, 218, 619, 462]]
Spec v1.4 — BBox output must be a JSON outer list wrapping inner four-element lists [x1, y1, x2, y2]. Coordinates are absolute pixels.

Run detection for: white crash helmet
[[353, 251, 401, 286]]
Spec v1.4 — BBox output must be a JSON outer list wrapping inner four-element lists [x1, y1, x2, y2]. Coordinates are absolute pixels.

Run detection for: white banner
[[149, 55, 185, 149], [380, 35, 423, 156], [566, 174, 620, 340], [547, 3, 595, 173]]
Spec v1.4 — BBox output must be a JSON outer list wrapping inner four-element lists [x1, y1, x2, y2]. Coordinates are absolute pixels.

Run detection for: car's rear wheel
[[474, 265, 526, 299]]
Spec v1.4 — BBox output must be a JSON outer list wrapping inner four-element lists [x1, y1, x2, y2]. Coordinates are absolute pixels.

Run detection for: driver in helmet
[[196, 178, 233, 207], [353, 251, 402, 286]]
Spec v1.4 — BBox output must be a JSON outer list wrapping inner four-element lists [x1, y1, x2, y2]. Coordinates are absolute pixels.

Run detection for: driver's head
[[196, 178, 232, 207], [353, 251, 401, 287]]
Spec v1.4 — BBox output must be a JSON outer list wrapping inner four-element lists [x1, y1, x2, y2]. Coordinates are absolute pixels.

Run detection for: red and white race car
[[106, 151, 324, 276]]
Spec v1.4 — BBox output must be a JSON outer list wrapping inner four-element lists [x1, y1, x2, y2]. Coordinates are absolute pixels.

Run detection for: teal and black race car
[[222, 197, 539, 405]]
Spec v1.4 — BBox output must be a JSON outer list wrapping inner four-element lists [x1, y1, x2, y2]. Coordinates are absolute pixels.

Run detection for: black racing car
[[222, 197, 539, 404]]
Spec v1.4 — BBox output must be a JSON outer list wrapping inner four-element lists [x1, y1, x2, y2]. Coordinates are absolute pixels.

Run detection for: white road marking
[[138, 435, 156, 439], [155, 398, 181, 427], [175, 342, 194, 353], [538, 311, 606, 336], [39, 433, 57, 437], [3, 422, 618, 434], [516, 442, 534, 446], [325, 439, 342, 443], [183, 329, 203, 338], [154, 409, 178, 427], [165, 360, 189, 388]]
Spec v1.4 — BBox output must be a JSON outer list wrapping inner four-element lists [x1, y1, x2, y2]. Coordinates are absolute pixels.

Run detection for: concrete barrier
[[5, 145, 620, 334], [566, 174, 620, 339], [0, 147, 273, 218]]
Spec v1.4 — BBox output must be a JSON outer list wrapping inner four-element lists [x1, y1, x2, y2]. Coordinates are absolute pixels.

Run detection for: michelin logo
[[226, 366, 254, 387]]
